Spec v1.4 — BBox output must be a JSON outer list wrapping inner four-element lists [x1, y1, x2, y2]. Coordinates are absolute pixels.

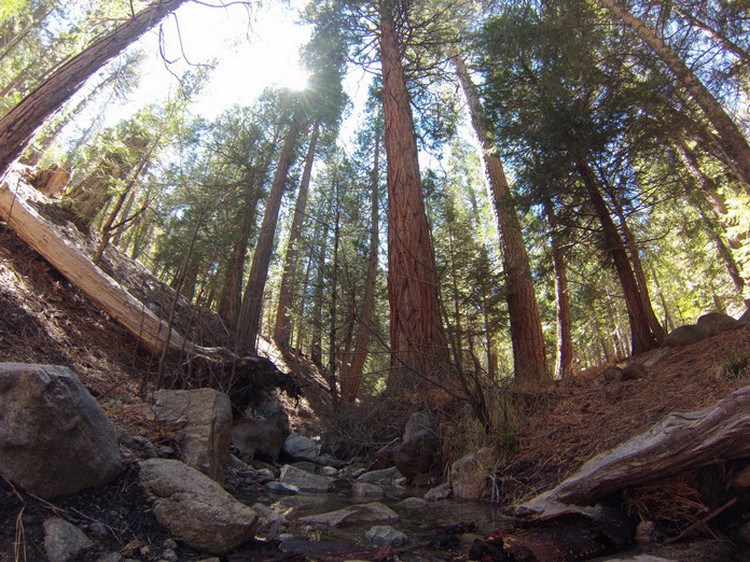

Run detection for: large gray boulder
[[282, 432, 320, 462], [153, 388, 232, 484], [393, 412, 440, 480], [697, 312, 743, 335], [139, 458, 258, 555], [663, 324, 710, 347], [0, 363, 122, 498]]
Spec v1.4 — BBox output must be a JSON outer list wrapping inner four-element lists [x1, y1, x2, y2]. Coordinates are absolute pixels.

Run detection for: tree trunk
[[454, 55, 548, 385], [543, 198, 574, 379], [598, 0, 750, 192], [602, 182, 665, 343], [339, 135, 381, 405], [675, 140, 741, 249], [379, 3, 450, 391], [311, 221, 329, 365], [577, 157, 659, 354], [0, 0, 187, 177], [274, 122, 319, 347], [235, 109, 306, 354]]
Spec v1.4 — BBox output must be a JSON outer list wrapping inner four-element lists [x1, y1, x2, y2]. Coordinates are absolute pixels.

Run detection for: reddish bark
[[577, 157, 659, 354], [340, 134, 381, 405], [379, 3, 449, 390], [274, 122, 320, 347], [454, 55, 549, 385], [235, 110, 306, 354]]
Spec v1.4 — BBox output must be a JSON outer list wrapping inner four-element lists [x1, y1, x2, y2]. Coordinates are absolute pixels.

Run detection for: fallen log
[[518, 384, 750, 518], [0, 179, 302, 403], [0, 180, 201, 358]]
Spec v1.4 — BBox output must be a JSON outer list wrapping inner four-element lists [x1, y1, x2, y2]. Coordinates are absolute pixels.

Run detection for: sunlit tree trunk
[[235, 109, 306, 354], [379, 2, 450, 391], [274, 122, 320, 347], [454, 55, 548, 385], [339, 134, 381, 405], [598, 0, 750, 191], [577, 156, 660, 354], [0, 0, 188, 177]]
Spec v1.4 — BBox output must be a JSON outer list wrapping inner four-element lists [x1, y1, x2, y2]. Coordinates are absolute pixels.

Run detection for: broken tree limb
[[518, 384, 750, 518], [0, 180, 224, 361]]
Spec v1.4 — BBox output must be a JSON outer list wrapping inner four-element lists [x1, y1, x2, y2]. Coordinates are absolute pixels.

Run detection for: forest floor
[[0, 186, 749, 559]]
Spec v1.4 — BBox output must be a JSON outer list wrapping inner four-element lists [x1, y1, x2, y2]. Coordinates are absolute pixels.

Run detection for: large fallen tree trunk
[[518, 384, 750, 518], [0, 179, 252, 366]]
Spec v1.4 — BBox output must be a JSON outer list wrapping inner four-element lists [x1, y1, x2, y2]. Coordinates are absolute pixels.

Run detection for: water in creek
[[256, 485, 510, 559]]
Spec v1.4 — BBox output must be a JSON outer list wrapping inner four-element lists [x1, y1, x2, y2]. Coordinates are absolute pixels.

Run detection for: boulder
[[352, 482, 384, 500], [739, 308, 750, 324], [663, 324, 710, 347], [0, 363, 122, 498], [231, 417, 284, 464], [424, 483, 452, 501], [139, 458, 258, 554], [153, 388, 232, 484], [265, 481, 300, 494], [282, 432, 320, 462], [356, 466, 402, 486], [397, 497, 428, 510], [697, 312, 743, 335], [365, 525, 409, 546], [451, 447, 498, 500], [298, 502, 399, 527], [394, 412, 441, 480], [279, 464, 333, 493], [44, 518, 92, 562]]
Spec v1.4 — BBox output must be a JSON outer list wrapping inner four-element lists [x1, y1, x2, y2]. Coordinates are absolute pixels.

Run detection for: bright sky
[[113, 0, 314, 121]]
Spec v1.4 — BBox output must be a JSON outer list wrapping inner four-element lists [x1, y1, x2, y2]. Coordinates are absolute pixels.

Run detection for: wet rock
[[330, 478, 354, 493], [265, 481, 300, 494], [365, 525, 408, 546], [139, 458, 258, 554], [352, 481, 384, 500], [394, 412, 441, 480], [153, 388, 232, 484], [320, 466, 339, 477], [0, 363, 122, 498], [451, 446, 498, 500], [231, 417, 283, 464], [424, 483, 452, 501], [357, 466, 402, 485], [44, 518, 92, 562], [282, 432, 319, 462], [397, 497, 428, 510], [663, 324, 710, 347], [298, 502, 399, 527], [252, 503, 287, 538], [279, 464, 333, 492], [697, 312, 742, 335]]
